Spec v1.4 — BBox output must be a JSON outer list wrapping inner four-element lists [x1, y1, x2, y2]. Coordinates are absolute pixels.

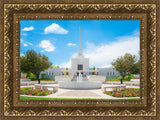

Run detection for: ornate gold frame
[[0, 0, 160, 119]]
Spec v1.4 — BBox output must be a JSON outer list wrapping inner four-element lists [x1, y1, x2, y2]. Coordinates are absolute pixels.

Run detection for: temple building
[[62, 28, 98, 76], [38, 29, 120, 79], [71, 29, 89, 71]]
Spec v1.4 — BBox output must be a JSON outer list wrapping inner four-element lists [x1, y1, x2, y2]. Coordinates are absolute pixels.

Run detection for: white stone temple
[[34, 28, 120, 79], [71, 28, 89, 74], [61, 28, 99, 76]]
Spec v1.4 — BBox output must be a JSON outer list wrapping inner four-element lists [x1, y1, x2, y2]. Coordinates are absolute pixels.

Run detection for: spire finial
[[78, 28, 83, 57]]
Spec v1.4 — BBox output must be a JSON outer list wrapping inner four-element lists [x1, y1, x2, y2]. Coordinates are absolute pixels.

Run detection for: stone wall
[[55, 75, 74, 82], [87, 75, 106, 83]]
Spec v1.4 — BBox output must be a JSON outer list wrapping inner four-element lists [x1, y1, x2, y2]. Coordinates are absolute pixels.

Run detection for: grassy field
[[20, 96, 140, 100]]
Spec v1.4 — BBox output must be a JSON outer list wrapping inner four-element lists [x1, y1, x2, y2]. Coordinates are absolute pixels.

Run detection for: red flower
[[126, 93, 130, 95], [29, 94, 32, 96], [42, 92, 45, 95], [35, 92, 38, 95], [132, 93, 135, 95]]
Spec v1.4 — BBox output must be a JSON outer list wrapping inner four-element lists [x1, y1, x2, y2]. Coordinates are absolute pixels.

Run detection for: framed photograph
[[20, 20, 141, 101], [0, 0, 160, 119]]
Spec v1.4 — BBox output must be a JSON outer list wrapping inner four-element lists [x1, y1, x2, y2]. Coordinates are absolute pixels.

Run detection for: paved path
[[57, 90, 101, 97]]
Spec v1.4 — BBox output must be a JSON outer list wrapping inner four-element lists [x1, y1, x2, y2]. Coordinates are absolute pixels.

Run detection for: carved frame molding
[[0, 1, 159, 119]]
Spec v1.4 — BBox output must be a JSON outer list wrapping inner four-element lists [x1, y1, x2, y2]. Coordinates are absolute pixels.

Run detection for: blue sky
[[20, 20, 140, 68]]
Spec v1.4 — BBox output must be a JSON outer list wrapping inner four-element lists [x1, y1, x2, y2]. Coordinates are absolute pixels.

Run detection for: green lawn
[[105, 79, 131, 82], [20, 96, 140, 100], [30, 80, 55, 81]]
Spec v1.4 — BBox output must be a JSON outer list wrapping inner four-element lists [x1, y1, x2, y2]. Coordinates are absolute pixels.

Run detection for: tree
[[130, 60, 140, 74], [20, 50, 52, 83], [111, 53, 137, 80], [65, 67, 69, 75], [50, 66, 59, 68], [92, 66, 95, 75]]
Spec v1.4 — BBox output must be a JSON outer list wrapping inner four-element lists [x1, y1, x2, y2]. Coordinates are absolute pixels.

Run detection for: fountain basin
[[58, 81, 101, 89], [35, 84, 59, 92], [101, 84, 126, 92]]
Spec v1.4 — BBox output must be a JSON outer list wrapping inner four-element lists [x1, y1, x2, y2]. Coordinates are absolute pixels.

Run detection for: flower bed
[[20, 87, 54, 96], [105, 88, 140, 97]]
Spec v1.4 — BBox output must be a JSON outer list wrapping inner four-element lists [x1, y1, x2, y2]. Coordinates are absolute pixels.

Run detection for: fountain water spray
[[77, 71, 83, 82]]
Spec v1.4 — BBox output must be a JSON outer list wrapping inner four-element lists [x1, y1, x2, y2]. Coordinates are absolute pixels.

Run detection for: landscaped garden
[[20, 87, 54, 96], [24, 72, 55, 81], [104, 88, 140, 97], [105, 74, 139, 82]]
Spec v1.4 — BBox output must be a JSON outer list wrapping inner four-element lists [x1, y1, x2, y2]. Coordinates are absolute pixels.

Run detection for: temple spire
[[79, 28, 81, 50], [78, 28, 83, 57]]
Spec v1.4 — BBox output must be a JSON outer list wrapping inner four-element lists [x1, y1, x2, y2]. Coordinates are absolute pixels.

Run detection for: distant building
[[97, 67, 120, 77], [40, 68, 62, 79]]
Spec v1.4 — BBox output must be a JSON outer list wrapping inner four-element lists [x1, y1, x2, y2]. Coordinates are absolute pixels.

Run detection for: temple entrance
[[78, 64, 83, 70], [77, 64, 83, 76]]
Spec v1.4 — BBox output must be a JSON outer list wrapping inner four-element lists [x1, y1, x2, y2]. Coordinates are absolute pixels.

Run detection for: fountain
[[77, 72, 83, 82], [58, 72, 102, 89]]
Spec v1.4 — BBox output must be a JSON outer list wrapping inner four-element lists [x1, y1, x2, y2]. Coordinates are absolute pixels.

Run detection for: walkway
[[46, 88, 115, 99]]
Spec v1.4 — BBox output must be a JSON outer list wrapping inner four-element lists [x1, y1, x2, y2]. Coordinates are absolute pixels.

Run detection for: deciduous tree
[[20, 50, 52, 83], [112, 53, 137, 80]]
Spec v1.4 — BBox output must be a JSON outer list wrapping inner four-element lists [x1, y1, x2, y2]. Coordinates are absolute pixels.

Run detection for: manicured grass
[[105, 79, 131, 82], [20, 96, 140, 100], [31, 79, 55, 81]]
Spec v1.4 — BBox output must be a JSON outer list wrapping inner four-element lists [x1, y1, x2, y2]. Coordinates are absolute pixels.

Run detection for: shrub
[[106, 74, 136, 81], [26, 73, 36, 79], [41, 73, 47, 78]]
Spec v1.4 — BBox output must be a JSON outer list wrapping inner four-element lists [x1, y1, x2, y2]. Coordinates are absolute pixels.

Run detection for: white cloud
[[23, 43, 28, 47], [67, 43, 76, 46], [21, 39, 24, 42], [59, 60, 71, 68], [132, 29, 140, 36], [59, 31, 140, 68], [21, 33, 27, 36], [83, 35, 139, 68], [39, 40, 55, 52], [20, 53, 25, 56], [21, 39, 33, 47], [22, 26, 34, 31], [26, 42, 33, 46], [44, 23, 68, 34]]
